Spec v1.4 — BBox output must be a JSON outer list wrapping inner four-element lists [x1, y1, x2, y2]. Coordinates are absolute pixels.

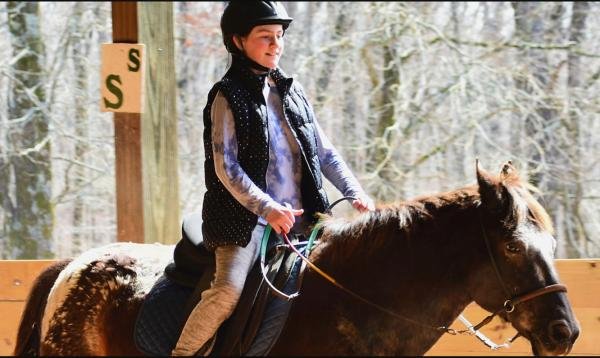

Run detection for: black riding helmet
[[220, 1, 293, 54]]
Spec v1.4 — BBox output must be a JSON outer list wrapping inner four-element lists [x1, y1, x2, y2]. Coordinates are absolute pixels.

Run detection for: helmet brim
[[251, 17, 292, 28]]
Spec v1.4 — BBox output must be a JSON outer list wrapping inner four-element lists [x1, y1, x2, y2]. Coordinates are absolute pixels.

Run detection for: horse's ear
[[499, 160, 520, 185], [476, 159, 509, 215]]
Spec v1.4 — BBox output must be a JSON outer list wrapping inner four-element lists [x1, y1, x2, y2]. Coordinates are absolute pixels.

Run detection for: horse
[[14, 161, 579, 356]]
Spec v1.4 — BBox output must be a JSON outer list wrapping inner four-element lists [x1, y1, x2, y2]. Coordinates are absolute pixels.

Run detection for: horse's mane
[[314, 172, 553, 263], [316, 186, 481, 257], [503, 178, 554, 235]]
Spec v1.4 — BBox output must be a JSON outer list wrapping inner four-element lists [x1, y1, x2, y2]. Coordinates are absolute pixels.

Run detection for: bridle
[[260, 197, 568, 347], [475, 210, 567, 338]]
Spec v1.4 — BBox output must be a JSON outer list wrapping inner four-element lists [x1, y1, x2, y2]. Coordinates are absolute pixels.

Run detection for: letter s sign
[[128, 48, 140, 72], [103, 74, 123, 109], [100, 43, 145, 113]]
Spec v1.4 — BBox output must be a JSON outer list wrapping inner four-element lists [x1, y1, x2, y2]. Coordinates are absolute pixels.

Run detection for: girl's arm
[[314, 119, 375, 211]]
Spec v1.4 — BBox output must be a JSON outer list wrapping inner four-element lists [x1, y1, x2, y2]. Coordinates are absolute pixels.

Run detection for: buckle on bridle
[[503, 299, 515, 313]]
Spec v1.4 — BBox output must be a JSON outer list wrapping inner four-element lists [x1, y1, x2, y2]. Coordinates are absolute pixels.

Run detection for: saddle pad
[[134, 275, 194, 356], [134, 250, 304, 356]]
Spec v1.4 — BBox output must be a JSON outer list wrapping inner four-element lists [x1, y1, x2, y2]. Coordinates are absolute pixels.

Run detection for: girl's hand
[[352, 195, 375, 212], [265, 204, 304, 234]]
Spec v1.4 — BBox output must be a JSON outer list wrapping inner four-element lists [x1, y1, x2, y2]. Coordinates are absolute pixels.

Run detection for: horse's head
[[469, 160, 579, 356]]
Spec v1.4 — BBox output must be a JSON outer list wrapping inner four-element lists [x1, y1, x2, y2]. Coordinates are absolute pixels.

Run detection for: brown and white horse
[[15, 161, 579, 356]]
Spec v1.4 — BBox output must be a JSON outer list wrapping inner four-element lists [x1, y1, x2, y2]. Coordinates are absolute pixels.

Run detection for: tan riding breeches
[[171, 225, 263, 356]]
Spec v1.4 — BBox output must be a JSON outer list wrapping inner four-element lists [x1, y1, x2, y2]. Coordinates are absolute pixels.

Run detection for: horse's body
[[15, 162, 579, 356]]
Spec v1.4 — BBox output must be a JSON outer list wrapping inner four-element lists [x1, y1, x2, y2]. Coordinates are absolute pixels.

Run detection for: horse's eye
[[506, 242, 520, 253]]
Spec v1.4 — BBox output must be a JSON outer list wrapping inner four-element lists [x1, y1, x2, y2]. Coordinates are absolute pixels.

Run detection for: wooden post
[[109, 2, 180, 244], [138, 2, 180, 244], [111, 2, 144, 243]]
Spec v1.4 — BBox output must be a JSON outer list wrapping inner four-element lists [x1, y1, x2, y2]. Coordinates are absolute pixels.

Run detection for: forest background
[[1, 2, 599, 259]]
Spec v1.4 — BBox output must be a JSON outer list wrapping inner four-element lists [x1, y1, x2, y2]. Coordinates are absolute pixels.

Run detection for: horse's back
[[40, 242, 174, 355]]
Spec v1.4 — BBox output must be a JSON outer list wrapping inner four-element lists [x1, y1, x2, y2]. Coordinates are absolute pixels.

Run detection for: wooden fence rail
[[1, 259, 598, 356]]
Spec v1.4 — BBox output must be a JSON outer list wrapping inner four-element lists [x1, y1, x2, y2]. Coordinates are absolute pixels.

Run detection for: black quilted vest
[[201, 59, 329, 250]]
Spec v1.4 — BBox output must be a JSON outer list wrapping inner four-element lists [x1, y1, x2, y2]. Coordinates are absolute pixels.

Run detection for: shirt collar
[[229, 57, 294, 103]]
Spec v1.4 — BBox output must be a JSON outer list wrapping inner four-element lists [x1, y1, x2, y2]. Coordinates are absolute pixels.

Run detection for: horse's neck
[[294, 207, 480, 354], [315, 205, 480, 291]]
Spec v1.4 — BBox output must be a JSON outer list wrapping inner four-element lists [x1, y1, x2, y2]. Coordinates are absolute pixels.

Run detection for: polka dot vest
[[201, 58, 329, 250]]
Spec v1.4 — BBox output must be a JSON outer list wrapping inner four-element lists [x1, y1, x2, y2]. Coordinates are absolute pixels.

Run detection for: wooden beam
[[1, 259, 599, 356], [138, 2, 180, 244], [0, 260, 57, 355], [111, 2, 144, 243]]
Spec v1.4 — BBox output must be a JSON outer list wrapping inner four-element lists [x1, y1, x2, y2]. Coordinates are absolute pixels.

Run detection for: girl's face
[[234, 24, 284, 69]]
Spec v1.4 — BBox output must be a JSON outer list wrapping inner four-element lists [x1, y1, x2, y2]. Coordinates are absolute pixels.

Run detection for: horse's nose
[[548, 320, 572, 344], [570, 324, 580, 345]]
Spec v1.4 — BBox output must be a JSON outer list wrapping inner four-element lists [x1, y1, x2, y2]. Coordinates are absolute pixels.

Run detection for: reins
[[261, 223, 469, 335], [259, 197, 568, 350], [260, 197, 469, 334], [259, 197, 354, 301]]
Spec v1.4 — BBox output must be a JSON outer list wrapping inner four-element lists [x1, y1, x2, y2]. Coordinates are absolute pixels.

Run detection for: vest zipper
[[263, 81, 271, 197], [265, 108, 270, 196]]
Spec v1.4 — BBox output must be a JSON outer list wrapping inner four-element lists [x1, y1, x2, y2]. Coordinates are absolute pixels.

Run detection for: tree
[[511, 2, 558, 186], [362, 3, 404, 201], [67, 1, 92, 253], [512, 2, 566, 254], [564, 2, 590, 257], [3, 2, 53, 258]]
